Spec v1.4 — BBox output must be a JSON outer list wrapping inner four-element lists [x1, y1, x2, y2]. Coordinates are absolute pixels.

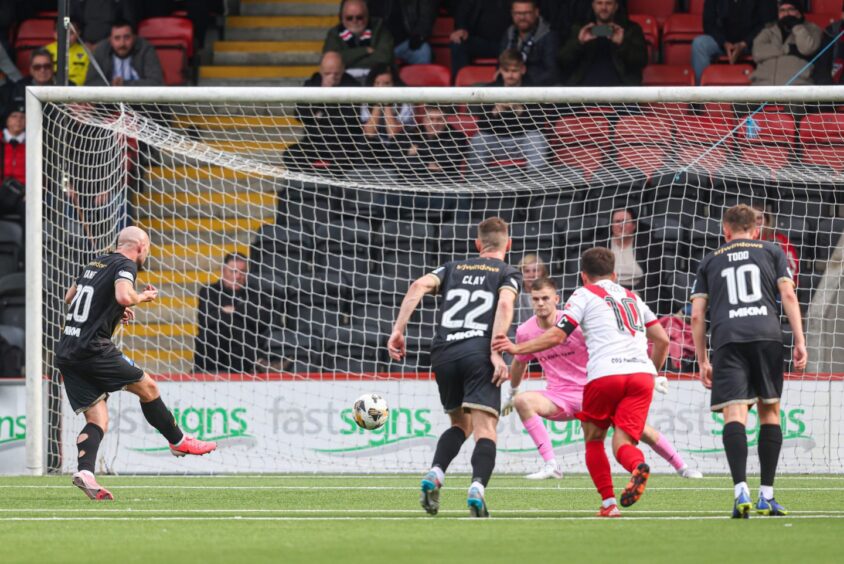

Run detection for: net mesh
[[35, 88, 844, 474]]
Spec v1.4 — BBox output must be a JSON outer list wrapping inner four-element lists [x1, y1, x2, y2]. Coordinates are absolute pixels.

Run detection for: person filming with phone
[[557, 0, 647, 86]]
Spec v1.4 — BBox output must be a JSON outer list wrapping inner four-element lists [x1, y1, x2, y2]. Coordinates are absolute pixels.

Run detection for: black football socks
[[722, 421, 748, 486], [140, 396, 184, 445], [76, 422, 104, 474], [758, 423, 783, 489], [432, 426, 467, 472], [470, 438, 496, 487]]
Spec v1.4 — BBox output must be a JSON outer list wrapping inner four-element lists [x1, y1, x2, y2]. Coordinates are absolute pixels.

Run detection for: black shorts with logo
[[710, 341, 784, 411], [432, 353, 500, 416], [56, 348, 145, 414]]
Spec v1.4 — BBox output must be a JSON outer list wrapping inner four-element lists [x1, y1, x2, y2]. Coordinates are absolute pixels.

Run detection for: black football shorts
[[433, 353, 500, 416], [57, 348, 145, 414], [710, 341, 784, 412]]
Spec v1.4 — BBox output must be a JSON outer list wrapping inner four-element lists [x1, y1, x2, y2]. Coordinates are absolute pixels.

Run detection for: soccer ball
[[353, 393, 389, 430]]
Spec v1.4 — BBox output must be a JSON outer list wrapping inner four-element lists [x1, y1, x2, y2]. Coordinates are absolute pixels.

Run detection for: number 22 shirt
[[427, 257, 522, 365], [557, 279, 658, 382]]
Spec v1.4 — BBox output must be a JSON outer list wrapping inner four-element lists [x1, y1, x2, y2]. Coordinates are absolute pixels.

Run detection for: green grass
[[0, 474, 842, 563]]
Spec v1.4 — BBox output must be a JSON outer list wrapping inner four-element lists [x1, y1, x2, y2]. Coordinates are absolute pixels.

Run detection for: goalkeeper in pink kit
[[502, 277, 703, 481]]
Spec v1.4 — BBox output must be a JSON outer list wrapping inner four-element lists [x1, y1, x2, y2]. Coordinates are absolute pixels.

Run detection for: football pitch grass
[[1, 474, 842, 563]]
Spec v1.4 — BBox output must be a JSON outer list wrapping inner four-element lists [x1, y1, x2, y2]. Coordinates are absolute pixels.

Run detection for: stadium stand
[[399, 63, 450, 86], [700, 63, 753, 86], [454, 64, 495, 86], [642, 64, 695, 86]]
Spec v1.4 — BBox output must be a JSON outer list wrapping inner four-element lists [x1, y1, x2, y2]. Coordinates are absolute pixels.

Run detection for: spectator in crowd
[[0, 103, 25, 220], [194, 253, 270, 375], [360, 64, 414, 164], [283, 51, 362, 170], [538, 0, 627, 37], [71, 0, 138, 44], [691, 0, 777, 85], [467, 49, 550, 173], [368, 0, 438, 65], [650, 305, 697, 372], [814, 17, 844, 84], [557, 0, 647, 86], [44, 19, 90, 87], [751, 1, 823, 86], [754, 204, 800, 282], [323, 0, 394, 80], [4, 50, 65, 114], [85, 20, 164, 86], [450, 0, 511, 78], [516, 254, 549, 321], [606, 207, 660, 308], [501, 0, 559, 86], [402, 104, 469, 178]]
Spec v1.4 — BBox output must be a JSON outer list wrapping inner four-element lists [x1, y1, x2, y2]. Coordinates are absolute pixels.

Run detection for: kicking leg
[[421, 411, 470, 515], [722, 403, 752, 518], [126, 374, 216, 456], [515, 392, 564, 479], [641, 425, 702, 478], [613, 427, 650, 508], [756, 402, 787, 515], [467, 409, 497, 517], [72, 400, 113, 501]]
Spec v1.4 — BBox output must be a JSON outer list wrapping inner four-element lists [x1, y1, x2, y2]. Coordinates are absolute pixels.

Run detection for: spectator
[[754, 204, 800, 282], [539, 0, 628, 36], [501, 0, 559, 86], [814, 17, 844, 84], [368, 0, 438, 65], [557, 0, 647, 86], [450, 0, 511, 78], [323, 0, 394, 80], [649, 305, 697, 372], [606, 207, 660, 309], [194, 253, 270, 375], [44, 19, 90, 87], [402, 105, 469, 178], [85, 20, 164, 86], [467, 49, 550, 173], [0, 103, 25, 221], [4, 50, 66, 114], [360, 64, 414, 164], [516, 254, 549, 321], [751, 1, 823, 86], [70, 0, 137, 45], [283, 51, 362, 170], [691, 0, 777, 85]]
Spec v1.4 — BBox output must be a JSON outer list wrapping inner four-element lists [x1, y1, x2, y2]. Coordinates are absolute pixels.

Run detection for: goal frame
[[24, 84, 844, 475]]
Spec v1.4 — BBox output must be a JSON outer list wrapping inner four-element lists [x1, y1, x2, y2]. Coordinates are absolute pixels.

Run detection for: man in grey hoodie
[[751, 0, 823, 86], [84, 19, 163, 87], [501, 0, 559, 86]]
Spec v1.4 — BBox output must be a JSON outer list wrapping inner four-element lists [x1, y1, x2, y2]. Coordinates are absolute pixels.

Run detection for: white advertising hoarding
[[0, 380, 26, 474]]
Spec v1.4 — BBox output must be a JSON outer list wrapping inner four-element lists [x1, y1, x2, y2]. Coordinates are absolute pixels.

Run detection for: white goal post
[[25, 85, 844, 476]]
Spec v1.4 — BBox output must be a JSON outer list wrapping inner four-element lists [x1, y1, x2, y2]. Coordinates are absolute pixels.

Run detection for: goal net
[[26, 86, 844, 475]]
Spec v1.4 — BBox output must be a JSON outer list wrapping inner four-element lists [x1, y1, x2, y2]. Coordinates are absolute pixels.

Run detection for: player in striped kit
[[502, 277, 702, 481]]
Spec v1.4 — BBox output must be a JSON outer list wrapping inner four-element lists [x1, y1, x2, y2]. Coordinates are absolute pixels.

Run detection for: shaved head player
[[56, 226, 217, 500]]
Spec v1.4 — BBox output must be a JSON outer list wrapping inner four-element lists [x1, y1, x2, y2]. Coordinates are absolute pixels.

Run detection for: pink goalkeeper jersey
[[515, 311, 588, 396]]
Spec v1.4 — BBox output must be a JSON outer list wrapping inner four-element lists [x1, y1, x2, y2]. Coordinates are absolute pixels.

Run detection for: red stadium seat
[[628, 0, 676, 24], [138, 17, 194, 59], [629, 14, 659, 62], [614, 115, 673, 178], [154, 46, 187, 86], [805, 13, 839, 28], [552, 116, 612, 180], [799, 112, 844, 172], [446, 114, 479, 137], [662, 13, 703, 66], [809, 0, 843, 14], [399, 64, 450, 86], [14, 18, 54, 45], [472, 58, 498, 66], [430, 41, 451, 69], [642, 64, 695, 86], [688, 0, 705, 15], [700, 63, 753, 85], [738, 112, 796, 172], [455, 65, 496, 86], [432, 17, 454, 37], [674, 115, 735, 176]]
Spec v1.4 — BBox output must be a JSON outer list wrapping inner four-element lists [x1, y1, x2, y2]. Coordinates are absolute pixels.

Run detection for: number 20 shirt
[[556, 279, 658, 383], [56, 253, 138, 361], [428, 257, 522, 365], [690, 238, 792, 351]]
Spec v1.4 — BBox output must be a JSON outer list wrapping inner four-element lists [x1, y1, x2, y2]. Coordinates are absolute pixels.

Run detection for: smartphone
[[592, 24, 613, 38]]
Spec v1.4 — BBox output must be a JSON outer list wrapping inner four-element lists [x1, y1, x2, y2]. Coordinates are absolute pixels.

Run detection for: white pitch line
[[1, 485, 843, 491], [82, 474, 844, 481], [1, 508, 842, 515], [4, 515, 844, 522]]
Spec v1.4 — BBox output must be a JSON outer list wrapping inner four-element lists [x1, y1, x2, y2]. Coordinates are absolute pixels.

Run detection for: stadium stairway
[[200, 0, 337, 86], [121, 112, 294, 373]]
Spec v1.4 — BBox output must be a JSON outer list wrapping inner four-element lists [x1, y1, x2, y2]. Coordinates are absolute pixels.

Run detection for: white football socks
[[759, 485, 774, 500], [430, 466, 445, 485], [469, 481, 485, 497], [602, 497, 617, 509], [734, 482, 750, 498]]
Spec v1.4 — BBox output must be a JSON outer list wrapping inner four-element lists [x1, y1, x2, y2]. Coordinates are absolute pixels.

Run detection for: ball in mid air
[[353, 393, 389, 430]]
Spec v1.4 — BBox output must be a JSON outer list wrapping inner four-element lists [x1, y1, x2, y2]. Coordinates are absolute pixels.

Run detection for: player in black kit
[[55, 226, 217, 500], [690, 205, 807, 518], [388, 217, 522, 517]]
